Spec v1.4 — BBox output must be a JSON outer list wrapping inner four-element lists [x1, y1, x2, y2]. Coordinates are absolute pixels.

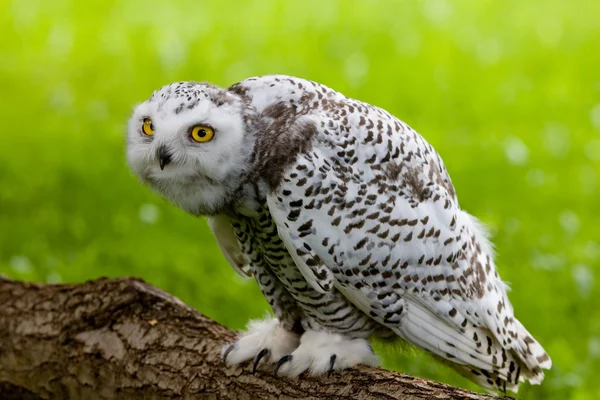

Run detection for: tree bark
[[0, 277, 510, 400]]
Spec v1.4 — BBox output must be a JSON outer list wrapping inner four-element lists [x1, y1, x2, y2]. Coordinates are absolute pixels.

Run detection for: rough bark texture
[[0, 277, 510, 400]]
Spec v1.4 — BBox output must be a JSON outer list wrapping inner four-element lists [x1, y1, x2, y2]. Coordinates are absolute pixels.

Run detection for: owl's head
[[126, 82, 256, 216]]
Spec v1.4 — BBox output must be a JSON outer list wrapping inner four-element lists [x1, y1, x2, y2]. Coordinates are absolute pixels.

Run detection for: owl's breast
[[233, 205, 389, 338]]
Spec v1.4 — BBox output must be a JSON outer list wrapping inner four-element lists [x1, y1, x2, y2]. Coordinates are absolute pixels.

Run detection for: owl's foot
[[273, 330, 379, 377], [221, 317, 300, 372]]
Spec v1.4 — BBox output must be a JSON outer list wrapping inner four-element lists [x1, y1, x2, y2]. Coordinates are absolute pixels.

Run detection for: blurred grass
[[0, 0, 599, 398]]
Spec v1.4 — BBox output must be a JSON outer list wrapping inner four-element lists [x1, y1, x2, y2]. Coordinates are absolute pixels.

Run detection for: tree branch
[[0, 277, 510, 400]]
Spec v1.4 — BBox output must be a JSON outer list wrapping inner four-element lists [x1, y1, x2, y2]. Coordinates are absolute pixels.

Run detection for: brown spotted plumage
[[126, 75, 551, 393]]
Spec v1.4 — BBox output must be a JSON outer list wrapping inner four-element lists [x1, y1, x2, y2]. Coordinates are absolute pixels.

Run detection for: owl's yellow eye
[[142, 118, 154, 136], [191, 125, 215, 143]]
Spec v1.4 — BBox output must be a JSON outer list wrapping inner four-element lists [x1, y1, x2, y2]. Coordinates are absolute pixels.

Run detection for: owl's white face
[[126, 82, 254, 216]]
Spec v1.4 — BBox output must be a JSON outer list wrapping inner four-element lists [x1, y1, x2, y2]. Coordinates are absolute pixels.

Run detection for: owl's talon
[[328, 354, 337, 377], [274, 355, 293, 377], [272, 331, 378, 378], [253, 348, 270, 374], [222, 344, 236, 364]]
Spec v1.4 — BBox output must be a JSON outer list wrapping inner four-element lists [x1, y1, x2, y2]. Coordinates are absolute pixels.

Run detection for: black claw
[[253, 349, 270, 374], [222, 344, 236, 363], [328, 354, 337, 377], [274, 355, 293, 377]]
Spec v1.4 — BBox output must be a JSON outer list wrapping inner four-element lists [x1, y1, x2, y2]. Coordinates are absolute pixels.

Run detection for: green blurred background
[[1, 0, 598, 398]]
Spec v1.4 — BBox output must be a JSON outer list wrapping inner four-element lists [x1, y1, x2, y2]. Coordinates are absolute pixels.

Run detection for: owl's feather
[[252, 75, 551, 392], [127, 74, 551, 393], [208, 215, 252, 277]]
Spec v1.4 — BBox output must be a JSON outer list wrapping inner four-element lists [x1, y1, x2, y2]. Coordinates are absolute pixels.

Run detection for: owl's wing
[[265, 109, 549, 390], [207, 215, 252, 278]]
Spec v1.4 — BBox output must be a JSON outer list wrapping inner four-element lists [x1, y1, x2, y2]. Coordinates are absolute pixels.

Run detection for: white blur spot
[[49, 83, 74, 111], [394, 31, 422, 58], [139, 204, 159, 224], [572, 264, 594, 298], [560, 372, 583, 388], [11, 0, 40, 30], [589, 337, 600, 359], [559, 210, 580, 235], [590, 103, 600, 131], [536, 15, 563, 47], [530, 251, 564, 271], [157, 32, 186, 71], [497, 74, 533, 104], [503, 217, 521, 235], [580, 164, 598, 194], [10, 255, 32, 274], [543, 123, 570, 158], [504, 137, 529, 166], [311, 0, 338, 28], [422, 0, 453, 24], [86, 100, 109, 121], [46, 271, 62, 283], [584, 139, 600, 161], [344, 52, 369, 87], [583, 241, 600, 261], [47, 23, 74, 57], [526, 169, 545, 187], [476, 38, 503, 66]]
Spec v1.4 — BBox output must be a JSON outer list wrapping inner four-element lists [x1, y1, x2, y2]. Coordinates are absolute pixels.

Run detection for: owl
[[126, 75, 551, 393]]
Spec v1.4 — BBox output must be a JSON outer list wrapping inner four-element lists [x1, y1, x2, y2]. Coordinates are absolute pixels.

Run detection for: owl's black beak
[[157, 145, 172, 170]]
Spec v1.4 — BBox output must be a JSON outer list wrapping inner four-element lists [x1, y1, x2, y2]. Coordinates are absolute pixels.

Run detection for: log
[[0, 277, 510, 400]]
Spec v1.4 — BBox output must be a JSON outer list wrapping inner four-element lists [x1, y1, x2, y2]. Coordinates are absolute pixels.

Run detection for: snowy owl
[[126, 75, 551, 393]]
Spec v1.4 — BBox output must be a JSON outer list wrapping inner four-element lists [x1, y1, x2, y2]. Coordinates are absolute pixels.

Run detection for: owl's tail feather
[[451, 364, 518, 394], [393, 300, 551, 394], [452, 321, 551, 395], [511, 319, 552, 383]]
